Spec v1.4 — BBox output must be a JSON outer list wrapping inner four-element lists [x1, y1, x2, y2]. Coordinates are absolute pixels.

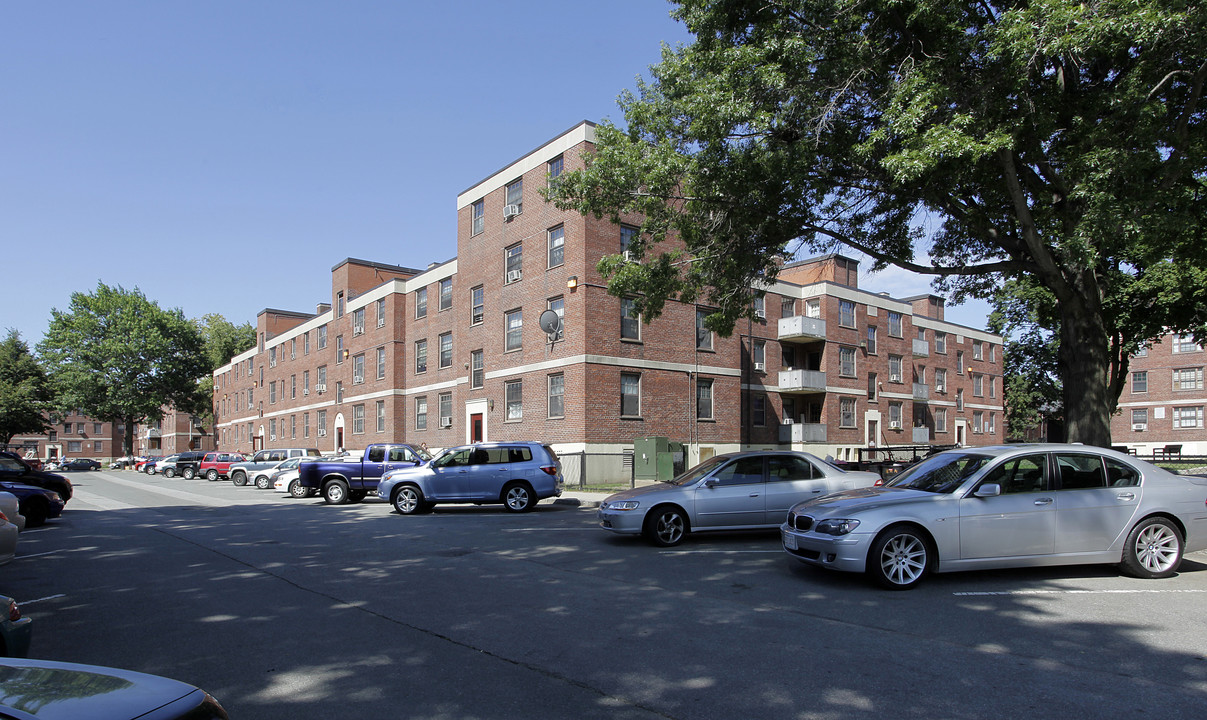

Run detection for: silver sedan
[[598, 450, 881, 547], [781, 444, 1207, 589]]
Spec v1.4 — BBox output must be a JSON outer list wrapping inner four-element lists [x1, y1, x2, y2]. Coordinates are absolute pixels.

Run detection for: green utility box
[[633, 436, 685, 483]]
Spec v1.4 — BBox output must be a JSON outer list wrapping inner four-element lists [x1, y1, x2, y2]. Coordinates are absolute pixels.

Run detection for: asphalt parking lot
[[6, 469, 1207, 719]]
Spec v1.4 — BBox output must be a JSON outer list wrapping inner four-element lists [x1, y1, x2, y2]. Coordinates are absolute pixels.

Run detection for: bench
[[1111, 446, 1138, 456], [1154, 444, 1182, 461]]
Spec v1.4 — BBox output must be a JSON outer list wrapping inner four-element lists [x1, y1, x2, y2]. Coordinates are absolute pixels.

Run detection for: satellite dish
[[538, 309, 562, 335]]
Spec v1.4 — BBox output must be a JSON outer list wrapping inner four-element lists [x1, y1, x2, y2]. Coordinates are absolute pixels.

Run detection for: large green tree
[[550, 0, 1207, 447], [38, 283, 208, 455], [186, 314, 257, 431], [0, 329, 51, 446]]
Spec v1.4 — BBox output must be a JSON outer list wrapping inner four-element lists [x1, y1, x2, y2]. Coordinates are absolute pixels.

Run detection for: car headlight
[[814, 518, 861, 536], [605, 500, 640, 511]]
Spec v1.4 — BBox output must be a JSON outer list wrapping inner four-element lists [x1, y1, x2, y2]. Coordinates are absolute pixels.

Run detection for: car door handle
[[1033, 497, 1053, 506], [1116, 492, 1136, 501], [749, 493, 760, 498]]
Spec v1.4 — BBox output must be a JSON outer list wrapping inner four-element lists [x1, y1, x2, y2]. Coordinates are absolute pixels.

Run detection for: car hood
[[789, 486, 939, 515], [603, 483, 686, 504], [0, 659, 214, 720]]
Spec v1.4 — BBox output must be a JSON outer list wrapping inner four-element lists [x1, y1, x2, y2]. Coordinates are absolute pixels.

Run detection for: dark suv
[[164, 451, 208, 479]]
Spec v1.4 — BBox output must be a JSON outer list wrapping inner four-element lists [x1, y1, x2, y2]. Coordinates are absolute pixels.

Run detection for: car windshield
[[666, 455, 730, 486], [884, 453, 992, 494], [279, 458, 301, 469], [414, 447, 432, 461]]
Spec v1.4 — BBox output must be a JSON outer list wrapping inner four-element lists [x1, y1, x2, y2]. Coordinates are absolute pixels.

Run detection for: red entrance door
[[471, 413, 484, 443]]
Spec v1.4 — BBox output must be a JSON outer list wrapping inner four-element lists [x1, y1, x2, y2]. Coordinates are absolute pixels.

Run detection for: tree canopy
[[38, 283, 208, 455], [0, 329, 51, 446], [550, 0, 1207, 447]]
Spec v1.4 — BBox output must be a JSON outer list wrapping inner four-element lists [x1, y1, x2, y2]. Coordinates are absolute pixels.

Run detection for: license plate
[[783, 531, 797, 551]]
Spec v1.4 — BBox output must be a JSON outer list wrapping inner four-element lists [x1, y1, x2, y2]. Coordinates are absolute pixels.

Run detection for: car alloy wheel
[[256, 475, 271, 490], [1121, 517, 1184, 579], [502, 482, 534, 513], [163, 468, 175, 478], [870, 525, 930, 590], [289, 480, 309, 498], [206, 470, 219, 481], [393, 486, 424, 514], [644, 506, 688, 547], [182, 468, 195, 480]]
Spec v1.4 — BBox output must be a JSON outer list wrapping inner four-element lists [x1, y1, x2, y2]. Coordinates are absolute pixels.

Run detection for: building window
[[548, 374, 564, 418], [805, 299, 821, 318], [752, 339, 766, 371], [471, 285, 484, 325], [620, 224, 637, 252], [935, 368, 947, 393], [547, 155, 563, 185], [471, 350, 484, 389], [439, 392, 453, 427], [439, 279, 452, 311], [319, 324, 329, 349], [621, 373, 641, 417], [989, 376, 996, 399], [889, 402, 903, 429], [505, 309, 523, 351], [317, 365, 327, 392], [505, 380, 523, 421], [752, 394, 766, 426], [621, 298, 640, 341], [270, 347, 277, 368], [290, 338, 296, 360], [935, 332, 947, 354], [377, 347, 386, 380], [290, 414, 296, 439], [1174, 367, 1203, 391], [868, 372, 877, 401], [1131, 371, 1148, 393], [336, 291, 345, 318], [696, 379, 714, 420], [376, 400, 386, 433], [547, 225, 564, 268], [1174, 335, 1200, 353], [781, 296, 795, 319], [547, 297, 564, 342], [336, 335, 344, 363], [753, 295, 766, 320], [269, 381, 277, 404], [471, 198, 484, 236], [303, 412, 310, 438], [336, 382, 343, 404], [291, 374, 297, 399], [888, 355, 903, 383], [353, 353, 365, 384], [936, 408, 947, 432], [439, 332, 452, 369], [376, 298, 386, 328], [1132, 409, 1148, 427], [416, 287, 428, 318], [505, 243, 523, 283], [696, 310, 713, 350], [973, 341, 983, 361], [304, 331, 310, 355], [415, 397, 427, 430], [94, 440, 103, 452], [353, 308, 365, 336], [269, 419, 277, 441], [840, 398, 856, 428], [973, 373, 984, 397], [886, 312, 901, 337], [957, 350, 965, 374], [352, 404, 365, 435], [840, 346, 856, 377], [839, 300, 856, 328], [505, 179, 523, 215], [415, 340, 427, 374], [957, 388, 965, 411], [988, 344, 996, 363]]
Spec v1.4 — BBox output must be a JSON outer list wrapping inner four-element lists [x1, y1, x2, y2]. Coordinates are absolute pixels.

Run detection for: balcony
[[780, 422, 827, 444], [912, 426, 931, 444], [778, 369, 826, 393], [912, 339, 930, 357], [913, 383, 930, 401], [778, 315, 826, 342]]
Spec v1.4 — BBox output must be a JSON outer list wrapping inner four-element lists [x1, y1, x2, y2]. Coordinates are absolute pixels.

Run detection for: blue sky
[[3, 1, 988, 347]]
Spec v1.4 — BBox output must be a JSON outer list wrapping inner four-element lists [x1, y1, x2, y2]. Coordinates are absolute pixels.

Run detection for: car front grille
[[790, 514, 814, 532]]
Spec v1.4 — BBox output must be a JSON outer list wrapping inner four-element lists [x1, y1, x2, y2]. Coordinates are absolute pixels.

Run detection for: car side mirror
[[703, 479, 718, 489], [974, 483, 1001, 498]]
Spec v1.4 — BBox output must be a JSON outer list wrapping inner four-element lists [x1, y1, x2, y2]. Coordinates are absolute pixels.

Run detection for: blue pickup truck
[[297, 444, 432, 504]]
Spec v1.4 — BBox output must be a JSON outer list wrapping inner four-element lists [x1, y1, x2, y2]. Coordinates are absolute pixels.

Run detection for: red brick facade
[[1112, 333, 1207, 453], [212, 122, 1004, 480]]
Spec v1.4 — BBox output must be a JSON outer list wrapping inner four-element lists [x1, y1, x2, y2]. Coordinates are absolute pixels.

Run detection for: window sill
[[620, 415, 644, 421], [621, 337, 643, 344]]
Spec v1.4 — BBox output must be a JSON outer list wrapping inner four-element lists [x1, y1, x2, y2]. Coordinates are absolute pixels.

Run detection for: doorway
[[471, 413, 484, 443]]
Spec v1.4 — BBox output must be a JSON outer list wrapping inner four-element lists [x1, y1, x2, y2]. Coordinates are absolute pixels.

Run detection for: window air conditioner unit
[[889, 421, 902, 430], [316, 384, 326, 393], [303, 388, 309, 396], [1132, 423, 1147, 431], [753, 362, 765, 372], [503, 204, 521, 219], [318, 429, 327, 437], [440, 417, 453, 428], [622, 250, 635, 262], [506, 270, 522, 283], [755, 309, 766, 319]]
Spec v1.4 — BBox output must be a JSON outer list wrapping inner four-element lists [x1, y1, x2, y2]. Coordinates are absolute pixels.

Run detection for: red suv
[[198, 453, 247, 481]]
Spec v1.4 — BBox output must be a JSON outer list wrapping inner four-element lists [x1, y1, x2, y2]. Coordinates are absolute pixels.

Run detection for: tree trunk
[[123, 416, 136, 457], [1058, 304, 1114, 448]]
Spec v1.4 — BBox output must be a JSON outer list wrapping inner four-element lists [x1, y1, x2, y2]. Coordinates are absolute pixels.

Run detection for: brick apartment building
[[5, 412, 131, 463], [212, 121, 1004, 483], [136, 406, 215, 457], [1113, 332, 1207, 454]]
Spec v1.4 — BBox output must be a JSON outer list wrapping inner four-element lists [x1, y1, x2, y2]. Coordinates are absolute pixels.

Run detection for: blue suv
[[378, 442, 563, 514]]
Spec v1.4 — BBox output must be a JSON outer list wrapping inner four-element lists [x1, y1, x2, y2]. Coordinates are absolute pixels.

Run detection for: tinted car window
[[767, 456, 816, 482], [979, 455, 1047, 494], [507, 447, 533, 463], [712, 457, 764, 486], [368, 447, 386, 462], [1105, 458, 1141, 487], [1055, 454, 1106, 489]]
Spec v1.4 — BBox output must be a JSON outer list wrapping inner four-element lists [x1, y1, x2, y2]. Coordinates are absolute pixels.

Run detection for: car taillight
[[874, 478, 883, 487], [7, 600, 20, 622], [540, 465, 558, 476], [0, 510, 7, 522]]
